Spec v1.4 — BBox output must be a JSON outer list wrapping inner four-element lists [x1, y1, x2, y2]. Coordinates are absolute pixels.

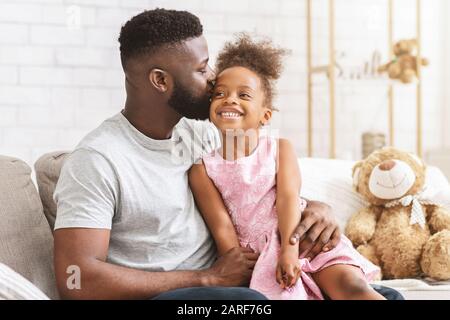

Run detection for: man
[[53, 9, 402, 300]]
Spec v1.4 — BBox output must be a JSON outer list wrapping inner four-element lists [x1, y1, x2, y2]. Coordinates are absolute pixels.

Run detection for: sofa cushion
[[299, 158, 367, 232], [0, 263, 50, 300], [371, 278, 450, 300], [0, 155, 59, 299], [34, 151, 69, 231]]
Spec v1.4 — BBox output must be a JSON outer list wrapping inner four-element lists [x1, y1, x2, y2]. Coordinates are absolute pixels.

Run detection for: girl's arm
[[188, 162, 240, 256], [275, 138, 302, 287], [276, 138, 302, 253]]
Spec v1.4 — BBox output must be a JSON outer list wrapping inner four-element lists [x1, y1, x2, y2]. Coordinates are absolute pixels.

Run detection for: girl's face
[[209, 66, 272, 133]]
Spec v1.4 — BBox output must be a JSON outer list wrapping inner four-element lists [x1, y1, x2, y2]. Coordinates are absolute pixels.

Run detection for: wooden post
[[416, 0, 423, 157], [329, 0, 336, 158], [388, 0, 394, 146], [307, 0, 313, 157]]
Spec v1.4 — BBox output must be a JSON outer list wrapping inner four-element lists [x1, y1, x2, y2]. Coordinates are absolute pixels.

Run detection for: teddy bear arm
[[420, 230, 450, 280], [427, 205, 450, 234], [345, 207, 378, 246]]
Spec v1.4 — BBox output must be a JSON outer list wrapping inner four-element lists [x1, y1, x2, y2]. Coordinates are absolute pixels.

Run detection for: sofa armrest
[[34, 151, 70, 231]]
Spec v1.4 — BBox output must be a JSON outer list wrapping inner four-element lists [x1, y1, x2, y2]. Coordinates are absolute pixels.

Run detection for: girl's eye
[[214, 92, 224, 98], [199, 69, 207, 74], [240, 93, 251, 99]]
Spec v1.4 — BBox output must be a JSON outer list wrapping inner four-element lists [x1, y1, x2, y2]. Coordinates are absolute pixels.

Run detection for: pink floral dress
[[202, 136, 380, 300]]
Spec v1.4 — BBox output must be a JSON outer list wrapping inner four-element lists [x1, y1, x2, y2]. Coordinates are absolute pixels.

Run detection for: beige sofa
[[0, 155, 59, 299], [0, 152, 449, 300]]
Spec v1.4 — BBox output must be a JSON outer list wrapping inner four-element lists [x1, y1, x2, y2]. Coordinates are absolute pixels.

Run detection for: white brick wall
[[0, 0, 448, 167]]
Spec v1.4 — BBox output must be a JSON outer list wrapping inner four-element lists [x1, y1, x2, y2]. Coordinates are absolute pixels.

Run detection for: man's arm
[[54, 228, 256, 299]]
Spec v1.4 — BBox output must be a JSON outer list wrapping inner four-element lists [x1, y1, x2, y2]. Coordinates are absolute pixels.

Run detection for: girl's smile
[[216, 107, 244, 120]]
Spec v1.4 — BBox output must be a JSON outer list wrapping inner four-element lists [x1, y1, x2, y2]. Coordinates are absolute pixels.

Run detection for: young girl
[[189, 34, 384, 300]]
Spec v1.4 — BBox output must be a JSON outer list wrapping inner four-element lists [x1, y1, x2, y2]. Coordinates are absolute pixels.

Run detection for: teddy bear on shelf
[[378, 39, 429, 84], [345, 147, 450, 280]]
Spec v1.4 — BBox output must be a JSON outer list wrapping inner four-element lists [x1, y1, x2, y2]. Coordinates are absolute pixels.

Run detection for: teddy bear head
[[352, 147, 426, 206], [393, 39, 417, 56]]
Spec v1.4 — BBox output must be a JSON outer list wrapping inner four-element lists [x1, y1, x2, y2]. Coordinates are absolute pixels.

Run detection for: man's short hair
[[118, 8, 203, 68]]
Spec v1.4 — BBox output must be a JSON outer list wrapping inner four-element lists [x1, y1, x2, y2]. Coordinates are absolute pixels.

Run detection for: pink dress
[[202, 136, 380, 300]]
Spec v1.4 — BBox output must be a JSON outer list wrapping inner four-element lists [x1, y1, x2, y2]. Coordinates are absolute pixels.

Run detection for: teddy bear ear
[[353, 167, 361, 190], [409, 153, 424, 167], [352, 162, 362, 190]]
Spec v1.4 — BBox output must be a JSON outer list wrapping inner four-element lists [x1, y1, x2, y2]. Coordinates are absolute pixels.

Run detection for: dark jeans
[[152, 285, 404, 300], [152, 287, 267, 300], [370, 284, 404, 300]]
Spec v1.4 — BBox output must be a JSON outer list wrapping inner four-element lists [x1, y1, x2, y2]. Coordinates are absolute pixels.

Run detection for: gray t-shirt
[[54, 112, 221, 272]]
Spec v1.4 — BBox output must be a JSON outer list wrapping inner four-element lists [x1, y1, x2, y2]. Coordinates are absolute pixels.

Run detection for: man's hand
[[204, 247, 259, 287], [289, 200, 341, 260]]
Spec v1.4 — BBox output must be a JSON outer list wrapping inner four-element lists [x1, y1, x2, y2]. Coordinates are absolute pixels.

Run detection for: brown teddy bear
[[345, 147, 450, 280], [378, 39, 429, 84]]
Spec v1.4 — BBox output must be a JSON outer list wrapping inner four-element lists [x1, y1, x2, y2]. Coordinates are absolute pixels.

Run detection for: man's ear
[[260, 108, 273, 126], [149, 68, 171, 93]]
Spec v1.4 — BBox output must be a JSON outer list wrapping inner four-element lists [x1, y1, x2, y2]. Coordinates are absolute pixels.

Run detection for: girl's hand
[[276, 250, 301, 289]]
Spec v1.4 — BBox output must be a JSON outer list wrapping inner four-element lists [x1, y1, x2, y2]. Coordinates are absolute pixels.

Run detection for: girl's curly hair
[[215, 33, 289, 110]]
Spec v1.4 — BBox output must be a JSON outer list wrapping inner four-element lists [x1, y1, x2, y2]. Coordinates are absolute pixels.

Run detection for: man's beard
[[168, 80, 211, 120]]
